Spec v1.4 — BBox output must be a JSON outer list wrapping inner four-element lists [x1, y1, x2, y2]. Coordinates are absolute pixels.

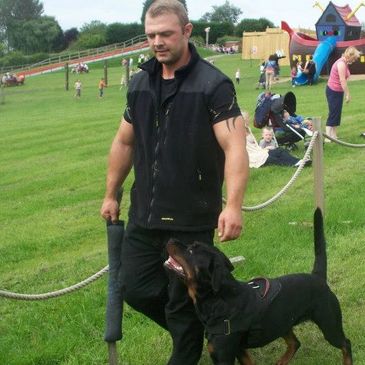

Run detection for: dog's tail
[[311, 207, 327, 281]]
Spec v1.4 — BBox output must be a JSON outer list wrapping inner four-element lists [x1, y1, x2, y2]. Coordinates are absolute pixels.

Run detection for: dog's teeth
[[165, 257, 183, 272]]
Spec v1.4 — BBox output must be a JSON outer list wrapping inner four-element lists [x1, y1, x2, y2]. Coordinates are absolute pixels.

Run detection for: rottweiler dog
[[164, 208, 352, 365]]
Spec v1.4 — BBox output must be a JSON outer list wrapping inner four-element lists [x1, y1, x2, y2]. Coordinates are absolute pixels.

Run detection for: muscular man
[[100, 1, 249, 363]]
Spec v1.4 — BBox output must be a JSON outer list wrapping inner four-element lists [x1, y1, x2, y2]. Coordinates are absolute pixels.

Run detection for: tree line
[[0, 0, 274, 67]]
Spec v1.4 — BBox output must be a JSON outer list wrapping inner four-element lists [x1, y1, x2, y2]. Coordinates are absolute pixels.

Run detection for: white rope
[[323, 133, 365, 148], [0, 266, 109, 301], [0, 132, 322, 300], [222, 131, 318, 211]]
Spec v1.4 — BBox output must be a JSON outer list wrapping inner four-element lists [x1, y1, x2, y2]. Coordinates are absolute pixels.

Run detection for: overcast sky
[[40, 0, 341, 31]]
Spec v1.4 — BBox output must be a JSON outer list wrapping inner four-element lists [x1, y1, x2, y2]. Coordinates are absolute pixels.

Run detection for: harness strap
[[206, 278, 282, 336]]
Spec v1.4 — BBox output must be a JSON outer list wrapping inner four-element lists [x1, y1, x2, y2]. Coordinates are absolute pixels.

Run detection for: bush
[[190, 35, 205, 47], [191, 21, 235, 44], [0, 51, 49, 69], [105, 23, 144, 44], [216, 35, 242, 46], [68, 33, 107, 51]]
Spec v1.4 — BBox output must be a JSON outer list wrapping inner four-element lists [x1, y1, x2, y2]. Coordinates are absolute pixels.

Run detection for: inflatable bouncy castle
[[282, 1, 365, 85]]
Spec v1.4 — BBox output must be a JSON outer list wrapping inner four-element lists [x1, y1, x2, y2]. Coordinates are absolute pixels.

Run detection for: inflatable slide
[[295, 36, 337, 85]]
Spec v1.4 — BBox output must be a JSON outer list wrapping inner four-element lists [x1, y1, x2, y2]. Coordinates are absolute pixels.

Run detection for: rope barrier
[[3, 127, 361, 301], [223, 131, 318, 211], [0, 265, 109, 301], [323, 133, 365, 148]]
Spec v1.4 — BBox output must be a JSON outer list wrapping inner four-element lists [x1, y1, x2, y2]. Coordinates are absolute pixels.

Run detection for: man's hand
[[100, 198, 120, 223], [217, 205, 243, 242], [345, 93, 351, 103]]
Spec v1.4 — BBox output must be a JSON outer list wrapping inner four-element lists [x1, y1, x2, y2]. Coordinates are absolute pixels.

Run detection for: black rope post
[[104, 60, 108, 86], [312, 118, 325, 214], [65, 62, 69, 91], [104, 189, 124, 365]]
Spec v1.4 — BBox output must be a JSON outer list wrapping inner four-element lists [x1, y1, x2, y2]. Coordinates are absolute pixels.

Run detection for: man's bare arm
[[213, 114, 249, 242], [100, 119, 135, 222]]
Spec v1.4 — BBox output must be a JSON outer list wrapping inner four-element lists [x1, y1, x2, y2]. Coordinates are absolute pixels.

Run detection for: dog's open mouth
[[164, 256, 186, 278]]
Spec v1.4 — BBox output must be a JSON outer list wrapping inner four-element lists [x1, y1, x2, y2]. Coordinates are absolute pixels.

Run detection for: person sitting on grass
[[243, 113, 310, 168], [259, 127, 277, 150]]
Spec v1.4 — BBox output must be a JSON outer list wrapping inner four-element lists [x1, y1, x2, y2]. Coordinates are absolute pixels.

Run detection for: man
[[100, 1, 249, 364]]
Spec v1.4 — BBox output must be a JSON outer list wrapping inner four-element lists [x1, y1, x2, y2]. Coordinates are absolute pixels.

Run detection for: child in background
[[74, 80, 82, 98], [282, 110, 314, 136], [297, 61, 304, 76], [98, 78, 106, 98], [259, 127, 277, 149], [235, 68, 240, 84], [256, 61, 266, 89], [291, 65, 297, 87]]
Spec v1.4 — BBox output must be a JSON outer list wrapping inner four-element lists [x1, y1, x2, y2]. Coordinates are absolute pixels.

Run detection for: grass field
[[1, 51, 365, 365]]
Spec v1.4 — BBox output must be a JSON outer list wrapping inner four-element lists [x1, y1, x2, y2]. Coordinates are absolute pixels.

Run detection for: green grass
[[0, 52, 365, 365]]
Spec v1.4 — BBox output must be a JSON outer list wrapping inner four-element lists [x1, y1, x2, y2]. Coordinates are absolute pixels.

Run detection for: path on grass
[[18, 40, 149, 78]]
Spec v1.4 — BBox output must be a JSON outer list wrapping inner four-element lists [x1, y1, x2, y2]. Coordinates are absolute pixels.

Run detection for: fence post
[[104, 60, 108, 86], [0, 85, 5, 105], [312, 118, 325, 213], [65, 62, 69, 91]]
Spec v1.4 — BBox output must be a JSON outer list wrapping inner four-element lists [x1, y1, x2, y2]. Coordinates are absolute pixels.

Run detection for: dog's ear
[[210, 260, 223, 293], [210, 249, 234, 293]]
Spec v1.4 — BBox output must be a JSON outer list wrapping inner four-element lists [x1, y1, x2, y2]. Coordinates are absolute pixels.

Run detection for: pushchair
[[254, 91, 310, 150], [270, 92, 306, 149]]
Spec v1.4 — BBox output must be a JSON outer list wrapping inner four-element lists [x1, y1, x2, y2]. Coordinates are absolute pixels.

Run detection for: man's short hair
[[146, 0, 189, 27]]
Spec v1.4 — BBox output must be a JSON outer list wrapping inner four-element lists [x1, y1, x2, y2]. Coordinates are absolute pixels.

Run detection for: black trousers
[[326, 85, 344, 127], [266, 148, 299, 166], [120, 221, 214, 365]]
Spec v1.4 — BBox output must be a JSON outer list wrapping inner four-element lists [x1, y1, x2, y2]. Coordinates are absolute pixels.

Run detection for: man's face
[[145, 12, 192, 66]]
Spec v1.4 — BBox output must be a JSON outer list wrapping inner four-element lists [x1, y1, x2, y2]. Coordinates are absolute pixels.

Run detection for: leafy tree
[[141, 0, 188, 24], [80, 20, 107, 35], [63, 27, 79, 48], [235, 17, 275, 35], [0, 0, 43, 49], [70, 21, 107, 50], [191, 21, 234, 44], [9, 16, 64, 54], [200, 1, 242, 24], [105, 23, 144, 44], [0, 41, 4, 57]]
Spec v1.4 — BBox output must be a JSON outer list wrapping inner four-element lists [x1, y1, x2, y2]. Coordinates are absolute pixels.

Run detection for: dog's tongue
[[164, 256, 184, 276]]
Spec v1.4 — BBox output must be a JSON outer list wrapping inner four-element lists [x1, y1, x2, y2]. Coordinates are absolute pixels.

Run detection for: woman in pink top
[[325, 46, 361, 140]]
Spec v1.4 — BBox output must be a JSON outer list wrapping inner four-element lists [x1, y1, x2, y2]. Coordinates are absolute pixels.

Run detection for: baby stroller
[[254, 91, 308, 150], [270, 92, 306, 149]]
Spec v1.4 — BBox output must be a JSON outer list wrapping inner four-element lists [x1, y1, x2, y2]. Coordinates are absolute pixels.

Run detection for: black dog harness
[[206, 277, 282, 335]]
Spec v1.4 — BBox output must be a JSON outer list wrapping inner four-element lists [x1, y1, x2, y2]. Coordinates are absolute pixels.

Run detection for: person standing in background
[[235, 68, 240, 84], [74, 79, 82, 98], [98, 78, 106, 98], [325, 46, 360, 141], [264, 55, 276, 91]]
